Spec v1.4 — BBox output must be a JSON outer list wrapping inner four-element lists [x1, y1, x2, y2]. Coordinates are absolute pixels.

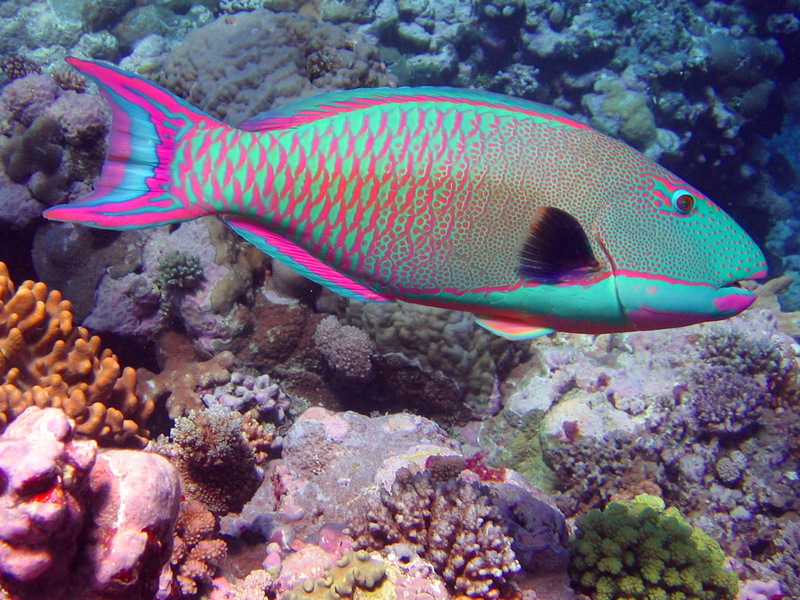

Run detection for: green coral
[[569, 494, 739, 600], [156, 251, 204, 292], [284, 550, 386, 599]]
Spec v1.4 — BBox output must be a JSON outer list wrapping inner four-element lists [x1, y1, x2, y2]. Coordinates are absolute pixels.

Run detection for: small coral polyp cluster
[[569, 494, 739, 600]]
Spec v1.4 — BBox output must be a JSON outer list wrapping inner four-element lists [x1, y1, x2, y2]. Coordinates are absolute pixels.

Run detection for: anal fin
[[475, 315, 555, 340], [225, 217, 390, 303]]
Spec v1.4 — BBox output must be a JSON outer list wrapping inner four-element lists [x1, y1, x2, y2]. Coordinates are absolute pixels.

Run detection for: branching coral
[[0, 54, 40, 82], [169, 498, 228, 598], [0, 262, 153, 446], [347, 467, 520, 599], [569, 494, 739, 600]]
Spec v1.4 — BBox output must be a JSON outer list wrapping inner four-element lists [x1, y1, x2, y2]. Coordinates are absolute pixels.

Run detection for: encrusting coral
[[347, 467, 520, 599], [569, 494, 739, 600], [283, 550, 387, 600], [0, 262, 153, 446]]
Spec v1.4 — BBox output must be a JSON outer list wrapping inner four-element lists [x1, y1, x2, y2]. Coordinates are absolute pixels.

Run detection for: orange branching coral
[[0, 262, 153, 446]]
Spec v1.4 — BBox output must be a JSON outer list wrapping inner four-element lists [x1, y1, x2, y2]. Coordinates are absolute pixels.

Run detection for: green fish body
[[45, 59, 767, 339]]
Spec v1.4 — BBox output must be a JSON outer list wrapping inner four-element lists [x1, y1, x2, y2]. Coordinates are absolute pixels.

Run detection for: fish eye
[[672, 190, 695, 215]]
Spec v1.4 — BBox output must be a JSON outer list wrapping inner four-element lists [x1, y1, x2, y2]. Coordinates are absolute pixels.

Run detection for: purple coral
[[347, 467, 520, 598], [313, 315, 375, 380]]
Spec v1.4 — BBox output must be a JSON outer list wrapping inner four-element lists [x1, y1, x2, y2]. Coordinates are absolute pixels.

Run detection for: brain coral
[[0, 262, 153, 446], [569, 494, 739, 600], [156, 9, 390, 125]]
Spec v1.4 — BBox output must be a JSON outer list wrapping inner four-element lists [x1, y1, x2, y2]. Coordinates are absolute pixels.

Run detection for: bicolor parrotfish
[[44, 58, 768, 340]]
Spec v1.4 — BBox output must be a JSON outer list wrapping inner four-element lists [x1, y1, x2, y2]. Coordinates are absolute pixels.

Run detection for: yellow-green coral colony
[[569, 494, 739, 600], [284, 550, 387, 600]]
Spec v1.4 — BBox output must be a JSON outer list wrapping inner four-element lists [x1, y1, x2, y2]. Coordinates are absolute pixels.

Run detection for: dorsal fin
[[225, 217, 390, 302], [237, 87, 589, 132], [518, 207, 600, 283]]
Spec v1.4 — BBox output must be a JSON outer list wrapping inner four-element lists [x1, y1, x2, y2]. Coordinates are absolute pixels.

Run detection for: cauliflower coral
[[569, 494, 739, 600]]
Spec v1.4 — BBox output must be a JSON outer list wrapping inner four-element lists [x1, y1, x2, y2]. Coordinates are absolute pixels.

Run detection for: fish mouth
[[712, 267, 768, 314]]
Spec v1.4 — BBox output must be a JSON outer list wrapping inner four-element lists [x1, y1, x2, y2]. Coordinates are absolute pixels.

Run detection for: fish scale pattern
[[248, 99, 761, 292], [45, 59, 766, 337]]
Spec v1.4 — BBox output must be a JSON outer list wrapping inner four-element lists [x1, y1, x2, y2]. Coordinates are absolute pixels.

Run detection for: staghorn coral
[[169, 498, 228, 598], [569, 494, 739, 600], [0, 262, 153, 446], [347, 467, 520, 599], [283, 549, 387, 600], [167, 405, 262, 514]]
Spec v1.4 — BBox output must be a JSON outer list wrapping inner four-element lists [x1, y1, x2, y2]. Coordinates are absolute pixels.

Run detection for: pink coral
[[0, 406, 181, 600], [738, 579, 783, 600], [0, 406, 95, 596]]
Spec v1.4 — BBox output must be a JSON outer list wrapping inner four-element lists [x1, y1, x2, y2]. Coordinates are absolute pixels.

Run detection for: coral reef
[[0, 261, 153, 446], [156, 9, 390, 125], [313, 315, 375, 381], [283, 549, 387, 600], [345, 300, 522, 418], [138, 331, 238, 418], [0, 53, 41, 82], [493, 300, 800, 591], [0, 73, 110, 223], [347, 467, 521, 599], [155, 251, 205, 294], [569, 494, 739, 600], [265, 407, 459, 540], [168, 499, 228, 598], [79, 218, 264, 355], [0, 406, 180, 600], [166, 405, 263, 515]]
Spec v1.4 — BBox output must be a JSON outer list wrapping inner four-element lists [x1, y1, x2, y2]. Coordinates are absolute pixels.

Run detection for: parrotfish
[[44, 58, 767, 339]]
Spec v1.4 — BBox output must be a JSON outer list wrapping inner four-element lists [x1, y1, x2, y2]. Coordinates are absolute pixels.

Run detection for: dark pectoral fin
[[518, 206, 600, 282]]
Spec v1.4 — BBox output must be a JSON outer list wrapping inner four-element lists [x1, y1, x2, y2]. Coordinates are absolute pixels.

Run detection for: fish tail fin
[[44, 57, 223, 229]]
